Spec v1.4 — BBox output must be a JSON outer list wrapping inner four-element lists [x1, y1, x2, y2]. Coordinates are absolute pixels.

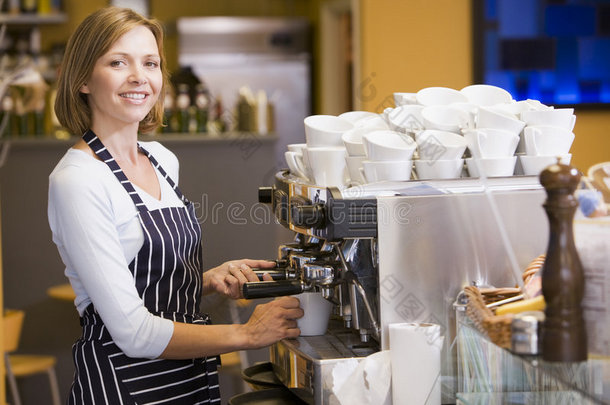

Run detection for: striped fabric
[[68, 130, 220, 404]]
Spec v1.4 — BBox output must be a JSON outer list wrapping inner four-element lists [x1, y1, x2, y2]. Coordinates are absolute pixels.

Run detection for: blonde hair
[[55, 7, 168, 135]]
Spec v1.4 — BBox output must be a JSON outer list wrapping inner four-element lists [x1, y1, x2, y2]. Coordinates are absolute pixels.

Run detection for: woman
[[48, 7, 302, 404]]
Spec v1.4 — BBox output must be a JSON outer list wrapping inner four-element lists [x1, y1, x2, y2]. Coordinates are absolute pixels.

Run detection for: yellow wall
[[357, 0, 610, 172]]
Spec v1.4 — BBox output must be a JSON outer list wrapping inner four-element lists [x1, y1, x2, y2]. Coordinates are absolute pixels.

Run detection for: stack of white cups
[[519, 109, 575, 175], [360, 130, 416, 182]]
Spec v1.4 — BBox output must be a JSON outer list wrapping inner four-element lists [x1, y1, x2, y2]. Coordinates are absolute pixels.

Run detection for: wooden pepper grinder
[[540, 161, 587, 362]]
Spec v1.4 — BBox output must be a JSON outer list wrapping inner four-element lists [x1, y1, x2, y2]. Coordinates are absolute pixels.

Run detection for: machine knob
[[291, 204, 325, 229], [258, 187, 273, 204]]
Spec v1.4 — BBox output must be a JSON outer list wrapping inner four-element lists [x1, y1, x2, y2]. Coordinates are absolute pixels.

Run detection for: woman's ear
[[80, 83, 90, 94]]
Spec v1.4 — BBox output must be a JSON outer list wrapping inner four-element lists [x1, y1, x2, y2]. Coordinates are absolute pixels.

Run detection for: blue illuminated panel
[[477, 0, 610, 106]]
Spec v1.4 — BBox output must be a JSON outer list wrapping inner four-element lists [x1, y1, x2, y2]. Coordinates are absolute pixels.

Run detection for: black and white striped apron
[[68, 129, 220, 405]]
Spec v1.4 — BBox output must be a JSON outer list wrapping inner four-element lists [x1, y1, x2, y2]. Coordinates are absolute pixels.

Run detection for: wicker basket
[[463, 254, 546, 349]]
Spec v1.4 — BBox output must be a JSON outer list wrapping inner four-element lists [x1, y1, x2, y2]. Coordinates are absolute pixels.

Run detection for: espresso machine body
[[254, 171, 548, 404]]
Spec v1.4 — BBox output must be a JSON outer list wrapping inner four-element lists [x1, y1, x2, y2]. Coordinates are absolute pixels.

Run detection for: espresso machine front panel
[[377, 188, 548, 397]]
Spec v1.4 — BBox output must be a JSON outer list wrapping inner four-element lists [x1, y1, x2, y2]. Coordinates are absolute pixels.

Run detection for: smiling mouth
[[120, 93, 147, 100]]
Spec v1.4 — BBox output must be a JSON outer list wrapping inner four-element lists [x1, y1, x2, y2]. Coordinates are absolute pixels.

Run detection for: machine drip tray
[[270, 320, 379, 405]]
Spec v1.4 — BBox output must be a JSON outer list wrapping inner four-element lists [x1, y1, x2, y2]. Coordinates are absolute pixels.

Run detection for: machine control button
[[258, 186, 274, 204]]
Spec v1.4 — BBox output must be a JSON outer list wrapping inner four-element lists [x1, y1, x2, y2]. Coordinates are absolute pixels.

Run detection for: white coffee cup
[[422, 105, 472, 133], [466, 156, 517, 177], [362, 159, 413, 182], [415, 129, 467, 160], [353, 114, 390, 130], [416, 86, 468, 106], [346, 155, 367, 185], [362, 130, 417, 161], [304, 115, 354, 147], [463, 128, 520, 158], [523, 125, 575, 156], [338, 111, 378, 124], [415, 158, 464, 180], [294, 291, 333, 336], [393, 92, 418, 106], [306, 146, 348, 187], [521, 108, 576, 131], [519, 153, 572, 176], [284, 151, 310, 180], [460, 84, 513, 106], [387, 105, 425, 134], [342, 127, 368, 157], [476, 106, 526, 135], [287, 143, 307, 153]]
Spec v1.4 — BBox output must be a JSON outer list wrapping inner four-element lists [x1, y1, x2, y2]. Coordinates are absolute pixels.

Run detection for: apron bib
[[68, 130, 220, 405]]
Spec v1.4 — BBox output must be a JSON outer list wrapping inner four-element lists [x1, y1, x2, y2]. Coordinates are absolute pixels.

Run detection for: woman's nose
[[128, 66, 147, 84]]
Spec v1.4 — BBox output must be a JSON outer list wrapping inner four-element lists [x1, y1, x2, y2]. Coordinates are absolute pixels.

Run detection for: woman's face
[[80, 25, 162, 130]]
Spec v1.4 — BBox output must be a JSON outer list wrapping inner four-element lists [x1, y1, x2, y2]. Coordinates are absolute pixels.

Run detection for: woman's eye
[[146, 61, 159, 68], [110, 60, 125, 67]]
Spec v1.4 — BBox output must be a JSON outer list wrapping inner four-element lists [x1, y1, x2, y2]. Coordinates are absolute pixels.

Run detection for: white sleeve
[[48, 165, 174, 359]]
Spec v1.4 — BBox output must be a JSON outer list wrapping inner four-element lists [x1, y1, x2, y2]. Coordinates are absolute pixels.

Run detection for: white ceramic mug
[[463, 128, 520, 158], [304, 115, 354, 147], [476, 106, 526, 136], [393, 92, 418, 106], [466, 156, 517, 177], [294, 292, 333, 336], [361, 160, 413, 182], [519, 153, 572, 176], [415, 158, 464, 180], [306, 146, 348, 187], [387, 105, 425, 134], [287, 143, 307, 153], [523, 125, 575, 156], [338, 111, 378, 124], [284, 151, 310, 180], [416, 86, 468, 106], [415, 129, 467, 160], [422, 105, 472, 133], [460, 84, 513, 106], [345, 155, 367, 185], [362, 130, 417, 161], [342, 127, 368, 157], [521, 108, 576, 131]]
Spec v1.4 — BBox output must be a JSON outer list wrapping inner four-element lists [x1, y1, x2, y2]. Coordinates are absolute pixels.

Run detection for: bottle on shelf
[[175, 83, 190, 133], [161, 86, 176, 133], [194, 83, 210, 134]]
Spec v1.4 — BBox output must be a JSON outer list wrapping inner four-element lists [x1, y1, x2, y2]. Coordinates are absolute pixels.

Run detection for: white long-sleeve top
[[48, 141, 187, 359]]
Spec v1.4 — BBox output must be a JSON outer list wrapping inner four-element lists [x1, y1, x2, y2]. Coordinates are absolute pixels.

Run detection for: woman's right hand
[[241, 296, 303, 349]]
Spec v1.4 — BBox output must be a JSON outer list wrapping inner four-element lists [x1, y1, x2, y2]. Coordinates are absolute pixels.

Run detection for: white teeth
[[121, 93, 146, 99]]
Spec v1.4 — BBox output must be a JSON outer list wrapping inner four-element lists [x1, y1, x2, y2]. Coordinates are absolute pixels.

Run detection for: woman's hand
[[202, 259, 276, 299], [241, 297, 303, 349]]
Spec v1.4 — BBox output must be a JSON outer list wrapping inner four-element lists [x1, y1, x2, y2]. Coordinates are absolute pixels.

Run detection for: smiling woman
[[47, 7, 303, 405]]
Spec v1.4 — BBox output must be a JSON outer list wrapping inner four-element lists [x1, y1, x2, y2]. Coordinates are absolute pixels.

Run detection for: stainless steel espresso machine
[[245, 170, 550, 404]]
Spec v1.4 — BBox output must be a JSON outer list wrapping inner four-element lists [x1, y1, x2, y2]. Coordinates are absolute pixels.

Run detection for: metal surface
[[377, 185, 548, 399], [270, 321, 377, 405], [262, 172, 550, 404]]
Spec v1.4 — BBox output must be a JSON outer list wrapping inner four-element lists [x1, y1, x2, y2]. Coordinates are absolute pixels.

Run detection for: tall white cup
[[306, 146, 348, 187], [294, 292, 333, 336], [304, 115, 354, 147], [523, 125, 575, 156], [463, 128, 520, 158], [476, 106, 525, 136], [521, 108, 576, 131]]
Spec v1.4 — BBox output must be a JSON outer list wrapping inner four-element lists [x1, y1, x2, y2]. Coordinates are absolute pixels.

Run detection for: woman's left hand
[[202, 259, 276, 299]]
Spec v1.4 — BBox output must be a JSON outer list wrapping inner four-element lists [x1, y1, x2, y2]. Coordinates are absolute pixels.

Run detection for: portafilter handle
[[252, 269, 291, 281], [242, 280, 305, 299]]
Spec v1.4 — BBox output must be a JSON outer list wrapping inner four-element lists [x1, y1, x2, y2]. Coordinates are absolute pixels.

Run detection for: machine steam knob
[[291, 204, 325, 229], [258, 187, 274, 204]]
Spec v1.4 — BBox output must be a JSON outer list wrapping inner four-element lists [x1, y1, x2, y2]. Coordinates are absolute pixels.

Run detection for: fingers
[[241, 259, 277, 269], [275, 296, 301, 308]]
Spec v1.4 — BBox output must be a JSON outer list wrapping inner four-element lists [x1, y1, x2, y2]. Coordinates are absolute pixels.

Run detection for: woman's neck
[[90, 121, 141, 165]]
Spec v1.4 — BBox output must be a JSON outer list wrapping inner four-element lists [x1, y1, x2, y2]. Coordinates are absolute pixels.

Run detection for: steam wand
[[333, 242, 380, 340]]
